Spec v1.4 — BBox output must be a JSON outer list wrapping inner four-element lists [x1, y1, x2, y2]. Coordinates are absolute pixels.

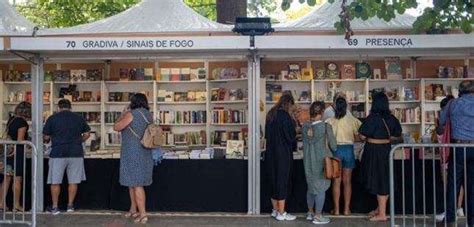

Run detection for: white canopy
[[0, 0, 34, 36], [38, 0, 231, 36], [276, 0, 416, 31]]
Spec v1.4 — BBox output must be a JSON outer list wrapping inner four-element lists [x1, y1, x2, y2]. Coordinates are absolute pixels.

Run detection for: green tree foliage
[[15, 0, 140, 28], [283, 0, 474, 34], [184, 0, 217, 21]]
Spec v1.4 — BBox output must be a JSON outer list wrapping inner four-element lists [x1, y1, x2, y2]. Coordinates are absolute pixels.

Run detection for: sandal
[[13, 206, 24, 212], [124, 212, 139, 218], [134, 215, 148, 224], [330, 209, 340, 216], [343, 210, 351, 216], [369, 215, 388, 222], [368, 210, 378, 218]]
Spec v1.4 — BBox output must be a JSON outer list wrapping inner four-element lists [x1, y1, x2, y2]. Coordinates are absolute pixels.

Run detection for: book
[[190, 69, 199, 81], [160, 68, 171, 81], [287, 64, 301, 80], [226, 140, 245, 159], [301, 68, 313, 80], [119, 68, 129, 81], [135, 68, 145, 81], [144, 68, 153, 81], [342, 64, 356, 80], [198, 68, 207, 80], [385, 57, 402, 80], [356, 62, 371, 79], [181, 68, 191, 81]]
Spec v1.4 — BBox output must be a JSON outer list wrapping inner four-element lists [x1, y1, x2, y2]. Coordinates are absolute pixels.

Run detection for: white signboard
[[10, 36, 249, 51], [256, 34, 474, 50]]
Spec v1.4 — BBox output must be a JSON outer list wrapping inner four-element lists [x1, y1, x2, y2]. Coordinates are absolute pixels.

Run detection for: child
[[302, 101, 337, 224]]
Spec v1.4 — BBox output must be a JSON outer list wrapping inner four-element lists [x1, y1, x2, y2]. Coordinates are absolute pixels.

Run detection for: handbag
[[129, 110, 165, 149], [323, 123, 341, 179]]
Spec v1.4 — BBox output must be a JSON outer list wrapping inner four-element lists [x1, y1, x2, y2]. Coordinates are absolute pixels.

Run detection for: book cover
[[226, 140, 245, 159], [190, 69, 199, 81], [385, 57, 402, 80], [198, 68, 207, 80], [211, 88, 219, 101], [160, 68, 170, 81], [356, 62, 371, 79], [301, 68, 313, 80], [135, 68, 145, 81], [181, 68, 191, 81], [342, 64, 356, 80], [144, 68, 153, 80], [119, 68, 129, 81]]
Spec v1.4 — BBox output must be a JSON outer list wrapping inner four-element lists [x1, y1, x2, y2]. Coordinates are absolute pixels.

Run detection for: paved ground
[[0, 212, 468, 226]]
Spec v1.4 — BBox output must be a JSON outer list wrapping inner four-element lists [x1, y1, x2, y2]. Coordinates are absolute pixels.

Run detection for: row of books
[[119, 68, 154, 81], [211, 129, 248, 147], [392, 107, 421, 123], [425, 84, 458, 101], [158, 68, 207, 81], [162, 130, 206, 146], [108, 91, 150, 102], [210, 68, 247, 80], [75, 112, 101, 123], [371, 86, 419, 101], [314, 90, 366, 103], [212, 108, 247, 124], [2, 70, 31, 82], [107, 131, 121, 145], [157, 90, 207, 102], [211, 88, 246, 101], [105, 112, 121, 123], [265, 85, 310, 102], [48, 69, 103, 82], [157, 110, 206, 125]]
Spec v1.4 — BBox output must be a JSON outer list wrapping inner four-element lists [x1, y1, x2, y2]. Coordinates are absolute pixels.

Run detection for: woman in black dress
[[359, 92, 402, 222], [0, 101, 31, 212], [265, 93, 297, 221]]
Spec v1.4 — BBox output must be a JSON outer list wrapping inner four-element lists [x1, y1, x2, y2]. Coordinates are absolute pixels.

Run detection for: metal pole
[[247, 55, 254, 215], [31, 55, 44, 211], [254, 54, 261, 214]]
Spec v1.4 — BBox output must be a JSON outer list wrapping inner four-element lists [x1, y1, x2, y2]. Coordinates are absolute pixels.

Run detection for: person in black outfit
[[0, 101, 31, 212], [359, 92, 402, 222], [265, 93, 297, 221]]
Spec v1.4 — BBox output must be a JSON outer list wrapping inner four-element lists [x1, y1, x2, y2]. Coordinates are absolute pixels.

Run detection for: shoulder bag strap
[[325, 123, 334, 152], [382, 117, 391, 140], [2, 117, 15, 139], [127, 110, 148, 140]]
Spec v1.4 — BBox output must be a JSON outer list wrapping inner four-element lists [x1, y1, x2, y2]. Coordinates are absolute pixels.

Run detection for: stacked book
[[159, 68, 207, 81], [157, 110, 206, 125], [211, 88, 246, 101], [212, 108, 247, 124]]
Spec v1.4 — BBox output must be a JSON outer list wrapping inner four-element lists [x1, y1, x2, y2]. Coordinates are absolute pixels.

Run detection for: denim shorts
[[334, 144, 355, 169]]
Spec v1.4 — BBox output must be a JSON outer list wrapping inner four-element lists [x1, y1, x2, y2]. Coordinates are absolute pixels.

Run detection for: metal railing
[[389, 143, 474, 227], [0, 140, 37, 227]]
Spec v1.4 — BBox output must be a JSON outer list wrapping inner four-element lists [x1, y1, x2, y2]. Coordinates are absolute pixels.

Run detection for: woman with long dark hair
[[0, 101, 31, 212], [359, 92, 402, 222], [114, 93, 153, 224], [265, 93, 297, 221], [326, 97, 361, 216]]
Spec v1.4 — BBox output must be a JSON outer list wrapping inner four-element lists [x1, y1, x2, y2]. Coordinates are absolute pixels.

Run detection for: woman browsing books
[[264, 93, 297, 221], [326, 97, 361, 216], [302, 101, 337, 225]]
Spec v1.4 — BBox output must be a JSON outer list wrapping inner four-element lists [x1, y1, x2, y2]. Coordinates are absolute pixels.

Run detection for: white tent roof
[[276, 0, 416, 31], [0, 0, 34, 36], [38, 0, 231, 36]]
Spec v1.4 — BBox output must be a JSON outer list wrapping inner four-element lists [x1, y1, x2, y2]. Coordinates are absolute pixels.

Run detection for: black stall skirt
[[1, 158, 443, 214]]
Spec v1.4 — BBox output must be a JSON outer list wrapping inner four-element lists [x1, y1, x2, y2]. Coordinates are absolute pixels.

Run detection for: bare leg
[[370, 195, 388, 221], [134, 187, 148, 224], [457, 186, 464, 209], [332, 177, 342, 215], [129, 187, 137, 213], [13, 176, 23, 210], [277, 200, 286, 213], [342, 169, 353, 215], [67, 184, 78, 207], [0, 175, 12, 209], [271, 199, 277, 211], [50, 184, 61, 208]]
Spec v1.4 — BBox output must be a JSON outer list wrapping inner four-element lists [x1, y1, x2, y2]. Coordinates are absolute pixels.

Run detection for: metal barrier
[[0, 140, 37, 227], [389, 143, 474, 227]]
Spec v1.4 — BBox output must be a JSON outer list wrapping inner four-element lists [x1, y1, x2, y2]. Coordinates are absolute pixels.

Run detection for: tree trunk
[[216, 0, 247, 24]]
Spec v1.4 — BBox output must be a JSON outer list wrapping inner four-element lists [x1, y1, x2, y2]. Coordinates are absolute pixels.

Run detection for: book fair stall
[[256, 1, 474, 214], [2, 0, 474, 215], [3, 0, 258, 213]]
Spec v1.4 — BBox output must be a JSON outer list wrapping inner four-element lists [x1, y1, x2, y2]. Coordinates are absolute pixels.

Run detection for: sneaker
[[457, 208, 465, 217], [67, 205, 75, 213], [48, 207, 60, 215], [436, 212, 445, 222], [276, 212, 297, 221], [313, 215, 330, 225], [306, 212, 315, 221], [271, 209, 278, 218]]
